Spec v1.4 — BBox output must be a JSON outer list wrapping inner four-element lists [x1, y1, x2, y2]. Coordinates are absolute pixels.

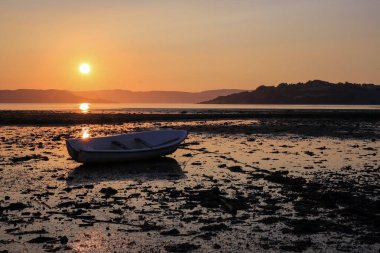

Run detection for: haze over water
[[0, 103, 379, 112]]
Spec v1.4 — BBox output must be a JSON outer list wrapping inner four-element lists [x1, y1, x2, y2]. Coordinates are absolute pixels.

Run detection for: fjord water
[[0, 103, 379, 112]]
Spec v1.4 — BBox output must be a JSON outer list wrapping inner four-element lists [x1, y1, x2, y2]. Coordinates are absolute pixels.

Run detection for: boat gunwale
[[66, 130, 188, 154]]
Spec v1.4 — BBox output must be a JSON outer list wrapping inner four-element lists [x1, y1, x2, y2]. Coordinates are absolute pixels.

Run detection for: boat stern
[[66, 139, 80, 162]]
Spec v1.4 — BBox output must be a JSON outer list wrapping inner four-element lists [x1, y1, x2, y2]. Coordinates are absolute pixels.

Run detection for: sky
[[0, 0, 379, 91]]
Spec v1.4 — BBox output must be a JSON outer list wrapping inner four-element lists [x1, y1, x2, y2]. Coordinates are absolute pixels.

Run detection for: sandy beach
[[0, 115, 379, 252]]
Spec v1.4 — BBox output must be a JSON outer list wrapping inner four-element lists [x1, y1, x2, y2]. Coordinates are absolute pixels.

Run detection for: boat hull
[[67, 143, 180, 163], [66, 130, 187, 164]]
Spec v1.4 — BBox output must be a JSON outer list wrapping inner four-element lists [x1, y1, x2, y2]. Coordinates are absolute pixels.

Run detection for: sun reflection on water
[[79, 103, 90, 113], [82, 128, 90, 139]]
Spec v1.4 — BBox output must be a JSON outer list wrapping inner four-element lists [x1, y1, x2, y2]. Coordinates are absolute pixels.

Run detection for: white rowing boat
[[66, 130, 188, 163]]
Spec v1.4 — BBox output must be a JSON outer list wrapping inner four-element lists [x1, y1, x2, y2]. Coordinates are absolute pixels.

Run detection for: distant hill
[[73, 89, 243, 103], [0, 89, 243, 103], [201, 80, 380, 105], [0, 89, 108, 103]]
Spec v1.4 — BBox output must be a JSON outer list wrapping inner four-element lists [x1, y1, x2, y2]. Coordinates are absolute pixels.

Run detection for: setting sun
[[79, 63, 91, 75]]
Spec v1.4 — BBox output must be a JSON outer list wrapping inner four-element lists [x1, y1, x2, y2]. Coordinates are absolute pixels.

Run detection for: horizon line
[[1, 80, 379, 93]]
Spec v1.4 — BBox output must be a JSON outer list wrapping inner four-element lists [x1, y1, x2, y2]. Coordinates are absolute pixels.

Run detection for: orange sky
[[0, 1, 379, 91]]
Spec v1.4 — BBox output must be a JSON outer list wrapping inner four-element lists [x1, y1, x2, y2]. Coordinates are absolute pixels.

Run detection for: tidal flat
[[0, 119, 379, 252]]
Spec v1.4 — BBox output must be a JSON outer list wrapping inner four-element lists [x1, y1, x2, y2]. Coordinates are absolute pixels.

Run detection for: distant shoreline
[[1, 109, 379, 126], [0, 103, 379, 112], [203, 80, 380, 105]]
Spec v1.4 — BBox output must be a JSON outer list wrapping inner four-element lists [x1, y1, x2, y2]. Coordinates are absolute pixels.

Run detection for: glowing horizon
[[0, 1, 379, 92]]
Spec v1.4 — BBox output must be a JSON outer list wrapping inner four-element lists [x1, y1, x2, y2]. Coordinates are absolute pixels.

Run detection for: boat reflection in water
[[67, 157, 185, 185]]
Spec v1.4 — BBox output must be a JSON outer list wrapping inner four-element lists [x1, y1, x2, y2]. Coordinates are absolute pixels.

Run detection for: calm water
[[0, 103, 379, 113]]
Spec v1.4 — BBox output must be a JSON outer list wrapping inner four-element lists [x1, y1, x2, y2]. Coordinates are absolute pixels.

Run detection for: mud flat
[[0, 109, 380, 125], [0, 120, 379, 252]]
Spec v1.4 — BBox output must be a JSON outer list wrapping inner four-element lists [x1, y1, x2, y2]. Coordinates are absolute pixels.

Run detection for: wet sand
[[0, 119, 379, 252], [1, 109, 380, 125]]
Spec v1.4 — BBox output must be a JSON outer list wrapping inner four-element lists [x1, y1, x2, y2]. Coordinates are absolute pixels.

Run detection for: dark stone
[[10, 154, 49, 163], [100, 187, 118, 196], [60, 236, 68, 244], [169, 190, 182, 198], [140, 222, 163, 231], [28, 236, 56, 244], [285, 219, 327, 235], [164, 243, 200, 252], [110, 209, 123, 215], [7, 202, 28, 211], [213, 243, 222, 249], [227, 166, 244, 173], [199, 223, 229, 232], [280, 239, 313, 252], [160, 228, 180, 236]]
